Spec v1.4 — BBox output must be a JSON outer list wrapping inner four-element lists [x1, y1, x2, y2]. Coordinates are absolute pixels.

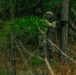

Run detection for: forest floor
[[0, 43, 76, 75]]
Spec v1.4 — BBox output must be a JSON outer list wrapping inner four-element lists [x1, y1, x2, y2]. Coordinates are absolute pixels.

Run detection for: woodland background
[[0, 0, 76, 75]]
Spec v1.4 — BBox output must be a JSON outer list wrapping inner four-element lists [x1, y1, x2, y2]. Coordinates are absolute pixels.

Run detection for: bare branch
[[18, 40, 43, 61], [13, 39, 26, 59], [69, 28, 76, 35], [69, 21, 76, 30], [71, 8, 76, 16], [36, 21, 45, 34], [69, 28, 76, 43], [19, 0, 40, 10], [48, 39, 76, 64], [13, 38, 41, 67], [73, 18, 76, 25], [70, 21, 76, 33], [17, 40, 56, 75], [44, 58, 55, 75]]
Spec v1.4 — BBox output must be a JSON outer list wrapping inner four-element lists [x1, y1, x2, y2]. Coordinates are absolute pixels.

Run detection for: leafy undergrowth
[[0, 44, 76, 75]]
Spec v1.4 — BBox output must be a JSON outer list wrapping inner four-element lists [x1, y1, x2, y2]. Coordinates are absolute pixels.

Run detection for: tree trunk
[[11, 33, 16, 75], [59, 0, 69, 62], [10, 0, 16, 75]]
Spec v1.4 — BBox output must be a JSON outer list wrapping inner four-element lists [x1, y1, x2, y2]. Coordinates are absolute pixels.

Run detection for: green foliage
[[0, 69, 5, 75], [29, 57, 42, 66], [44, 1, 51, 11], [5, 16, 45, 38], [0, 69, 11, 75], [0, 16, 46, 48], [44, 0, 62, 11], [18, 0, 39, 9]]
